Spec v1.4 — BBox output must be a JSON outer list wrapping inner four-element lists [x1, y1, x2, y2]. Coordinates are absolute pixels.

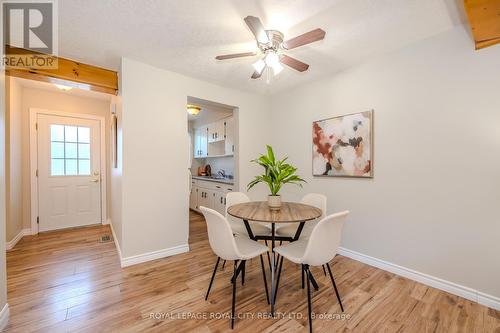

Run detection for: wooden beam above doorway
[[4, 45, 119, 95], [464, 0, 500, 50]]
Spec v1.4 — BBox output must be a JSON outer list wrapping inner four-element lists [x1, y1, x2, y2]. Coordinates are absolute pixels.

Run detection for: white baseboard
[[120, 244, 190, 268], [6, 228, 31, 251], [108, 220, 123, 265], [0, 303, 9, 331], [107, 220, 189, 268], [338, 247, 500, 311]]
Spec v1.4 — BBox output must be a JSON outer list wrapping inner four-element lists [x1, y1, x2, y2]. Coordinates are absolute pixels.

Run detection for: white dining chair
[[275, 193, 328, 275], [225, 192, 273, 269], [226, 192, 271, 237], [276, 193, 327, 239], [200, 206, 270, 329], [274, 211, 349, 333]]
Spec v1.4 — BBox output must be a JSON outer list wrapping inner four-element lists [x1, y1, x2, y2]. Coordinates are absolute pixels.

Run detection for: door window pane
[[78, 160, 91, 175], [51, 159, 65, 176], [65, 159, 78, 175], [50, 124, 93, 176], [78, 127, 90, 143], [65, 126, 78, 142], [51, 125, 64, 141], [51, 142, 64, 158], [78, 143, 90, 159], [65, 143, 78, 159]]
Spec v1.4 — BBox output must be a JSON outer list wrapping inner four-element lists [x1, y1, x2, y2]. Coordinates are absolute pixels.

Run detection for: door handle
[[90, 178, 99, 183]]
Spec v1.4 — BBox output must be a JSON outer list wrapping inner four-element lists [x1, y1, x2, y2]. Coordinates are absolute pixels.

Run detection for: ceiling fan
[[215, 16, 326, 79]]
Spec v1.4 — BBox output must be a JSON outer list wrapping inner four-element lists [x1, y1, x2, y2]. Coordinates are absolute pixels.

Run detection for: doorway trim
[[29, 108, 107, 234]]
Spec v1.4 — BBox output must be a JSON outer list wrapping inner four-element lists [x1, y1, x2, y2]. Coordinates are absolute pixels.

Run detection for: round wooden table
[[227, 201, 322, 315]]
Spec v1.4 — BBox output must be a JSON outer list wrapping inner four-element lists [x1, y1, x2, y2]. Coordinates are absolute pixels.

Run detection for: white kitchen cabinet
[[213, 191, 227, 215], [194, 126, 208, 157], [189, 183, 197, 210], [197, 188, 213, 210], [208, 120, 224, 143], [190, 180, 233, 213], [224, 117, 234, 155]]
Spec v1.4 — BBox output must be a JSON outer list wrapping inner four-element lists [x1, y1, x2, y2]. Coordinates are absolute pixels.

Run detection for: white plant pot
[[267, 195, 282, 210]]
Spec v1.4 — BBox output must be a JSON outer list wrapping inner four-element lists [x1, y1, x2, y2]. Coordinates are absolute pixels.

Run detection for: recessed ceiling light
[[54, 84, 72, 91]]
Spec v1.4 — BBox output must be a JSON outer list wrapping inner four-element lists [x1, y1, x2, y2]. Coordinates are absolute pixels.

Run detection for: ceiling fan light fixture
[[264, 51, 280, 68], [253, 59, 266, 74], [272, 62, 284, 75], [187, 104, 201, 115]]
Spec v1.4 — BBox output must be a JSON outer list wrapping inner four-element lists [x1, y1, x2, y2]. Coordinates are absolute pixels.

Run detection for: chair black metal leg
[[273, 256, 284, 304], [231, 261, 237, 329], [322, 265, 327, 276], [274, 241, 283, 270], [264, 240, 272, 268], [222, 260, 226, 269], [308, 270, 320, 291], [301, 265, 305, 289], [305, 265, 313, 333], [241, 260, 246, 285], [326, 263, 344, 312], [260, 255, 270, 304], [230, 260, 239, 284], [205, 257, 220, 301]]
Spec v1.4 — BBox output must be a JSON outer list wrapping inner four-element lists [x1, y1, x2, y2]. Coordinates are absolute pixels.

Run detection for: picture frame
[[312, 110, 373, 178]]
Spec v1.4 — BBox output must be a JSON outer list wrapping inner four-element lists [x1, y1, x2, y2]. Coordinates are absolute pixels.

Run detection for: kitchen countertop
[[192, 175, 234, 185]]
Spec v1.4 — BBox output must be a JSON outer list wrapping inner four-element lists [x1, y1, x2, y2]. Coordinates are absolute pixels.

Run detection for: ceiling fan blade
[[283, 28, 326, 50], [280, 55, 309, 72], [215, 52, 257, 60], [244, 16, 270, 44], [251, 70, 263, 79]]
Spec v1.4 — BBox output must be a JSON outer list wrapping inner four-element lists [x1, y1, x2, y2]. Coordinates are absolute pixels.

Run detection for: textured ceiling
[[59, 0, 465, 95]]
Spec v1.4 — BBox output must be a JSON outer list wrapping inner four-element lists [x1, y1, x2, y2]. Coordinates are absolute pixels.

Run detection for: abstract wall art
[[312, 110, 373, 178]]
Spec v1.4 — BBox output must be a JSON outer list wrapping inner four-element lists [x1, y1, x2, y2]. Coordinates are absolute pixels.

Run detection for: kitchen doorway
[[187, 97, 238, 218]]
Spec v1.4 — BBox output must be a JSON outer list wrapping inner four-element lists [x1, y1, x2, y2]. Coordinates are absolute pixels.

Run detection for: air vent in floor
[[99, 235, 113, 243]]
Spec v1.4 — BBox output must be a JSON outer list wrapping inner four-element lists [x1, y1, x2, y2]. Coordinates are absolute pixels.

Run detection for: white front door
[[37, 114, 102, 232]]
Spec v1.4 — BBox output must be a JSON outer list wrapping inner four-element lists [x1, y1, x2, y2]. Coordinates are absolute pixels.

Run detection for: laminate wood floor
[[5, 211, 500, 332]]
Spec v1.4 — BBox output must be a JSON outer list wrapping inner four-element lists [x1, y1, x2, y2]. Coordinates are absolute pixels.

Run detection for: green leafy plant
[[247, 145, 306, 196]]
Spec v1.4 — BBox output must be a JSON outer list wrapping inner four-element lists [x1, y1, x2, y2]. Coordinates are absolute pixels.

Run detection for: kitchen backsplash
[[192, 156, 234, 177]]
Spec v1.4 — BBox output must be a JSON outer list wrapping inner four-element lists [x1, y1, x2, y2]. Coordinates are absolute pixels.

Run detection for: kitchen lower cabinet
[[189, 186, 197, 210], [197, 188, 214, 210], [190, 179, 233, 214], [213, 192, 227, 215]]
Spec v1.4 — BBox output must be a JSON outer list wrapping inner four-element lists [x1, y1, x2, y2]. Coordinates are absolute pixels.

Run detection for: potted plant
[[247, 145, 306, 210]]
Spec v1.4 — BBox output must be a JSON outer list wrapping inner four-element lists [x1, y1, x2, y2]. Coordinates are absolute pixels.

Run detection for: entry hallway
[[3, 212, 499, 332]]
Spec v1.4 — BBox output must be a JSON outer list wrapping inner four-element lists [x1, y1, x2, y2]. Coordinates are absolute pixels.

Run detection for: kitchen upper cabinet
[[224, 117, 234, 155], [194, 126, 208, 157], [194, 116, 234, 158], [208, 120, 224, 143]]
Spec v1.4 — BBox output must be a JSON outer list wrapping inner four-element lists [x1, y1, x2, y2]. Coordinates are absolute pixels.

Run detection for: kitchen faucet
[[218, 169, 226, 178]]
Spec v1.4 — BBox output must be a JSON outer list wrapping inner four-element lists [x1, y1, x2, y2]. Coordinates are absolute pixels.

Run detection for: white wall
[[13, 85, 112, 235], [110, 95, 123, 251], [118, 58, 271, 258], [0, 38, 9, 325], [270, 26, 500, 299], [5, 78, 23, 241]]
